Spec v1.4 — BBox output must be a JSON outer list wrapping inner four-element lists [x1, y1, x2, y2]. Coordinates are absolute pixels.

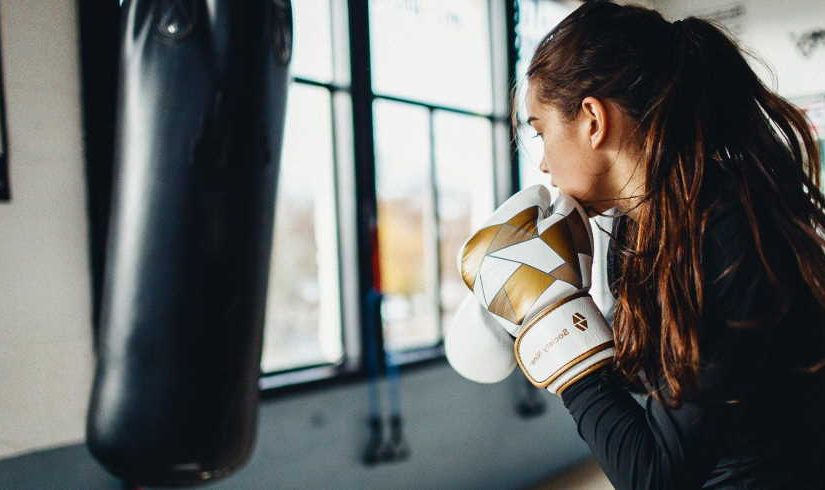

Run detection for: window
[[370, 0, 494, 114], [373, 101, 435, 351], [515, 0, 580, 190], [260, 0, 356, 382], [370, 0, 508, 356], [433, 112, 496, 337], [373, 104, 497, 352], [290, 0, 335, 83], [262, 0, 516, 385], [261, 83, 344, 373]]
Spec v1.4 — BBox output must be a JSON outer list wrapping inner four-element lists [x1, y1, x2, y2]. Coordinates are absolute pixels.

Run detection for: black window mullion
[[506, 0, 521, 193], [347, 0, 386, 375], [292, 76, 348, 93]]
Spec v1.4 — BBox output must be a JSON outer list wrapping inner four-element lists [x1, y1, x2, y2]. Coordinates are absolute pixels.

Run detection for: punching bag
[[86, 0, 292, 485]]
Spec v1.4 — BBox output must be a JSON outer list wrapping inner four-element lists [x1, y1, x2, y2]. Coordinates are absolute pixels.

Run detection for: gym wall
[[656, 0, 825, 99], [0, 0, 94, 459]]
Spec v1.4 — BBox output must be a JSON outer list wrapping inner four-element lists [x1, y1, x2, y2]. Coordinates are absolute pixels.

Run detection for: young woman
[[521, 2, 825, 488]]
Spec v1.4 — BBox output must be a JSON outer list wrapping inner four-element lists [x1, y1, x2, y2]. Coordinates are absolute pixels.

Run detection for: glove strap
[[514, 292, 614, 393]]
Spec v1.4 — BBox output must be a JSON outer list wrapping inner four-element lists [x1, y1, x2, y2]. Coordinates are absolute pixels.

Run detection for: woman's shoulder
[[697, 195, 825, 397], [605, 199, 762, 303], [701, 199, 756, 291]]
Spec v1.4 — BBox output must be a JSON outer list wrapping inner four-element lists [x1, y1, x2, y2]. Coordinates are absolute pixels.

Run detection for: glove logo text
[[573, 312, 588, 332], [530, 328, 570, 366]]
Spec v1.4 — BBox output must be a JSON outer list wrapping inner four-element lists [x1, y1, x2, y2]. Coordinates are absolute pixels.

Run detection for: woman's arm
[[561, 367, 721, 489]]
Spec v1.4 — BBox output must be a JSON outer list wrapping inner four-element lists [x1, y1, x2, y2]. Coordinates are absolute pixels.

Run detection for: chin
[[552, 182, 581, 200], [554, 185, 601, 216]]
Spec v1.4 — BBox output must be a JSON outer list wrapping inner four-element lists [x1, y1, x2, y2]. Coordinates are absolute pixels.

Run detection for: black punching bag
[[86, 0, 292, 485]]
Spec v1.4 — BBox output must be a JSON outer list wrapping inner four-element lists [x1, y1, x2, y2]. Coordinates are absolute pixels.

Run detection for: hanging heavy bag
[[86, 0, 292, 485]]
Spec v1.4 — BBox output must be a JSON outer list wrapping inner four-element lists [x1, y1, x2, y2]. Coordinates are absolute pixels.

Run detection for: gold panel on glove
[[460, 226, 499, 290], [489, 264, 556, 324], [460, 206, 540, 290], [461, 202, 593, 325]]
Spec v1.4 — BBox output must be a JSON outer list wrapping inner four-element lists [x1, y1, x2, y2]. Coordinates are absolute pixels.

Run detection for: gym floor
[[535, 459, 613, 489], [0, 444, 613, 490]]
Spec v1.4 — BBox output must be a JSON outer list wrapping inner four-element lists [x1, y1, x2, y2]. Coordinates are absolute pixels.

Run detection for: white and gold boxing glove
[[445, 184, 614, 395]]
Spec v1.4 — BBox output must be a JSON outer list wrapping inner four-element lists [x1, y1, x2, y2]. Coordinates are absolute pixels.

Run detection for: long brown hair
[[517, 1, 825, 405]]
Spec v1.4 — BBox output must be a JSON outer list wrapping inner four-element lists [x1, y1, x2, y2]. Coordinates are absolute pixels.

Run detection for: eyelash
[[532, 132, 543, 139]]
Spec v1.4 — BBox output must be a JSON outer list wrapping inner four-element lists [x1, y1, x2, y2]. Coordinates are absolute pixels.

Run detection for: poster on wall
[[792, 93, 825, 184], [793, 27, 825, 59]]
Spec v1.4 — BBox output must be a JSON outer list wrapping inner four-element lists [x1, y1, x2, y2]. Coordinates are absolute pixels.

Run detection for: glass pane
[[433, 111, 495, 332], [516, 0, 579, 80], [370, 0, 493, 114], [516, 1, 579, 190], [262, 83, 344, 373], [291, 0, 334, 82], [373, 100, 438, 350]]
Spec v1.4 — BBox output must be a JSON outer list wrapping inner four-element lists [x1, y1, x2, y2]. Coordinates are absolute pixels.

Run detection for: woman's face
[[525, 81, 625, 214]]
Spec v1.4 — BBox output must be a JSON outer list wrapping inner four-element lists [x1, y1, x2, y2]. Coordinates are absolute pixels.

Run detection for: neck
[[581, 154, 646, 222], [611, 151, 646, 222]]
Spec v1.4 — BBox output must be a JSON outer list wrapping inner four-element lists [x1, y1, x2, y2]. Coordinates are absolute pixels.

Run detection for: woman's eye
[[532, 132, 543, 139]]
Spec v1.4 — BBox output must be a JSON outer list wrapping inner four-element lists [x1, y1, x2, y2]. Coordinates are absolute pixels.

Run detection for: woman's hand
[[445, 185, 614, 395]]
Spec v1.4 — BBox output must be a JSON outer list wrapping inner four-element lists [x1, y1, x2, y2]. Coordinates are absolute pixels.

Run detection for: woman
[[521, 2, 825, 488]]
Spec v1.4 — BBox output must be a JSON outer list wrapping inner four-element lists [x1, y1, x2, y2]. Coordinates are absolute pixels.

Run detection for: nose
[[539, 158, 550, 174]]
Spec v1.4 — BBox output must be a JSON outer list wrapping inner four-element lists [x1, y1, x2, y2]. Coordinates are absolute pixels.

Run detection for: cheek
[[544, 138, 600, 199], [543, 137, 579, 180]]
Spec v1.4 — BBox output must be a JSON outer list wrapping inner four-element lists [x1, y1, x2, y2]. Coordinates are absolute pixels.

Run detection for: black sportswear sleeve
[[560, 205, 777, 490], [560, 367, 720, 489]]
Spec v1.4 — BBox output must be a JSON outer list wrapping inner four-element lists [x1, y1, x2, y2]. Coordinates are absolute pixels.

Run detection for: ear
[[580, 96, 608, 150]]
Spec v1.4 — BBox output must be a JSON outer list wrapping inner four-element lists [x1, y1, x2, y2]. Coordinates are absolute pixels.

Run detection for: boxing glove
[[445, 184, 614, 395], [445, 293, 519, 384]]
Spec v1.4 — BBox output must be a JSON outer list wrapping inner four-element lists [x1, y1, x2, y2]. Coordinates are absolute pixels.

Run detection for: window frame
[[362, 0, 516, 364], [259, 0, 362, 387], [260, 0, 520, 392], [258, 76, 358, 388]]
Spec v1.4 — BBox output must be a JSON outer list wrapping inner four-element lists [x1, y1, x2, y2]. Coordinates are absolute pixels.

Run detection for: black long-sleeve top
[[561, 202, 825, 489]]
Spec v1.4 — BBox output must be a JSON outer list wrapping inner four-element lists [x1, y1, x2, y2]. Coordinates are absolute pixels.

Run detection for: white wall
[[621, 0, 658, 8], [655, 0, 825, 99], [0, 1, 94, 458]]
